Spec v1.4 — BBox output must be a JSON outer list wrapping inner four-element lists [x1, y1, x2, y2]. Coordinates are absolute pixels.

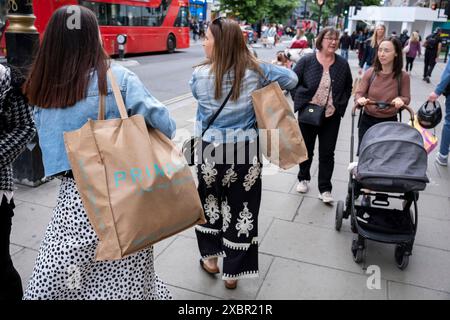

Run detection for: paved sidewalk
[[10, 51, 450, 300]]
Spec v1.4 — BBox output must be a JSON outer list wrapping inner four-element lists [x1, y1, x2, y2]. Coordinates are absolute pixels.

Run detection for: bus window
[[82, 1, 108, 26], [127, 6, 141, 26], [142, 7, 160, 27], [175, 6, 188, 27], [109, 4, 127, 26]]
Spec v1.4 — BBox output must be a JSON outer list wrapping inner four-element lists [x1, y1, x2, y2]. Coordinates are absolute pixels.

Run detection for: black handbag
[[298, 83, 332, 126], [182, 88, 233, 166]]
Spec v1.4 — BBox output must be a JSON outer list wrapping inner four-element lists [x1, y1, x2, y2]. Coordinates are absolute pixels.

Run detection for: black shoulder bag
[[298, 83, 332, 126], [182, 88, 233, 166]]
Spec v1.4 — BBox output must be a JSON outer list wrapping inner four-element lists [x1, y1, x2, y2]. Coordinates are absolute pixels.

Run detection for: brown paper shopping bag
[[64, 70, 205, 261], [251, 81, 308, 169]]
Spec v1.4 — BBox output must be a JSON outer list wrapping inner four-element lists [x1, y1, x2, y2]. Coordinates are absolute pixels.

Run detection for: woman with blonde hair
[[191, 17, 297, 289], [360, 24, 386, 71], [405, 31, 421, 73]]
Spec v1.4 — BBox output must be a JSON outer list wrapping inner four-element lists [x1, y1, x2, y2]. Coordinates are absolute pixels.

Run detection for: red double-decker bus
[[1, 0, 190, 56]]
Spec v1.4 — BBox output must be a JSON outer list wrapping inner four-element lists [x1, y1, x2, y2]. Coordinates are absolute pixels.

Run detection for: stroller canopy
[[357, 122, 429, 192]]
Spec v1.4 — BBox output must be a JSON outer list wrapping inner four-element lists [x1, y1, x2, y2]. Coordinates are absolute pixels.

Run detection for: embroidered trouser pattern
[[195, 141, 262, 280]]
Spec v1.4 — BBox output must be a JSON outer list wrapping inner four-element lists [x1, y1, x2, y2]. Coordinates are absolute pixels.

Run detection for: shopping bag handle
[[98, 69, 129, 120]]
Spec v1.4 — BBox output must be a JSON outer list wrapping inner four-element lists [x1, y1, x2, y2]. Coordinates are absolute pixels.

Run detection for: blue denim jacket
[[34, 63, 176, 177], [190, 63, 298, 143], [435, 60, 450, 96]]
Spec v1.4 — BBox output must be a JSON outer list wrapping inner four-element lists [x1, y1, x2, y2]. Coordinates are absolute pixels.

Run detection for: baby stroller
[[335, 102, 429, 270]]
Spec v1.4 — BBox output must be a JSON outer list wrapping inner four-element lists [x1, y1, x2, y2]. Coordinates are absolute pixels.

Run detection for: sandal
[[199, 259, 219, 275], [224, 280, 238, 290]]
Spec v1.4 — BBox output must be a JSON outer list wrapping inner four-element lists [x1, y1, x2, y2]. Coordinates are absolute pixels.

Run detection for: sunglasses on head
[[212, 17, 223, 31]]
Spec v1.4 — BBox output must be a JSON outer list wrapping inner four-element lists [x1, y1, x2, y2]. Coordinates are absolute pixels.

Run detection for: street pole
[[5, 0, 45, 186], [303, 0, 308, 19], [317, 0, 325, 36]]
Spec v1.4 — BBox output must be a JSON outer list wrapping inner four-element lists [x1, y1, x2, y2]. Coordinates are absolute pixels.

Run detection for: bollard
[[118, 44, 125, 60], [116, 34, 127, 60]]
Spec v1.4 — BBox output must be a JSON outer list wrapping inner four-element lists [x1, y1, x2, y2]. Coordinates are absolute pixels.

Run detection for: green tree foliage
[[217, 0, 382, 24], [309, 0, 382, 27], [219, 0, 297, 23]]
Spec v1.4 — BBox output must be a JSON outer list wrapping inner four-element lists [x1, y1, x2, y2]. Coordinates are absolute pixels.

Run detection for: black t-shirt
[[340, 35, 352, 50], [425, 34, 441, 54]]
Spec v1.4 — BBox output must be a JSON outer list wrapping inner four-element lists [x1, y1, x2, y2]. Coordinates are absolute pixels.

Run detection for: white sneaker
[[296, 180, 309, 193], [436, 153, 448, 166], [318, 191, 334, 203]]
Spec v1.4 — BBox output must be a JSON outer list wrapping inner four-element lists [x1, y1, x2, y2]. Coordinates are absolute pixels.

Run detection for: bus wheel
[[167, 34, 176, 53]]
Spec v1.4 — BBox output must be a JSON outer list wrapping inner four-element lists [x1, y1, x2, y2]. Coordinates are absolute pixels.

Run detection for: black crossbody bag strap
[[323, 83, 332, 108], [201, 88, 233, 137], [397, 73, 403, 122]]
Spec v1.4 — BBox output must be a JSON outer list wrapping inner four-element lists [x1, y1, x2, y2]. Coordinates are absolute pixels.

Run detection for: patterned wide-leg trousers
[[195, 141, 262, 280]]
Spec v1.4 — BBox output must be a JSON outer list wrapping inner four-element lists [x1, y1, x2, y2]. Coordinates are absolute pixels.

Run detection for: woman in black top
[[292, 27, 353, 203]]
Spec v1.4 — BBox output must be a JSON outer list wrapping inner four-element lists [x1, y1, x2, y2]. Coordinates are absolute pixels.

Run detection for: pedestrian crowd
[[1, 6, 449, 300]]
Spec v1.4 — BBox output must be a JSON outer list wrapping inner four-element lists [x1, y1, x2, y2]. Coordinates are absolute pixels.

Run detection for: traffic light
[[431, 3, 437, 10]]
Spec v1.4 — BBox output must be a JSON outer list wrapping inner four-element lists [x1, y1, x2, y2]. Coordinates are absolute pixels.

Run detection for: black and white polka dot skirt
[[23, 178, 172, 300]]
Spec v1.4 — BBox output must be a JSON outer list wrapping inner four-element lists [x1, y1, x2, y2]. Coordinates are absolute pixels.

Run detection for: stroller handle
[[352, 102, 415, 121]]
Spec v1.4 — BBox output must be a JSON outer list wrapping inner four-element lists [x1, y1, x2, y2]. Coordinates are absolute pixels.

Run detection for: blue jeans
[[439, 96, 450, 156], [340, 49, 349, 60]]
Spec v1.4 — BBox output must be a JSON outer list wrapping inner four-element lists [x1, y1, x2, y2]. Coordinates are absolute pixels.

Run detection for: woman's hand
[[391, 97, 405, 109], [356, 97, 369, 106], [428, 91, 439, 102]]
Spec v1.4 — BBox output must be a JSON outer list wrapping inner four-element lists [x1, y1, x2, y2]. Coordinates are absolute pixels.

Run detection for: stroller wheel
[[335, 201, 344, 231], [351, 238, 365, 263], [395, 245, 410, 270]]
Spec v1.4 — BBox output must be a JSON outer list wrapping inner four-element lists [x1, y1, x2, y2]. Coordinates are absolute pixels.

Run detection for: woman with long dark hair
[[355, 37, 411, 147], [23, 6, 175, 300], [191, 18, 297, 290]]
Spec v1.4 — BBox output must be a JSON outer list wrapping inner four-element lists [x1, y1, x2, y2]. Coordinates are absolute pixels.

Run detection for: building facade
[[348, 3, 447, 39]]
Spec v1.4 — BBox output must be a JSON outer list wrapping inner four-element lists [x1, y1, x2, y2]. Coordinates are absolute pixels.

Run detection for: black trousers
[[405, 57, 415, 72], [298, 113, 341, 193], [195, 140, 262, 280], [0, 196, 23, 300], [358, 112, 398, 152], [423, 53, 437, 78]]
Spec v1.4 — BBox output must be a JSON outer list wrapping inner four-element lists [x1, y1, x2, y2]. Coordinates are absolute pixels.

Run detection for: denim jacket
[[189, 63, 298, 143], [435, 59, 450, 96], [34, 63, 176, 177]]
